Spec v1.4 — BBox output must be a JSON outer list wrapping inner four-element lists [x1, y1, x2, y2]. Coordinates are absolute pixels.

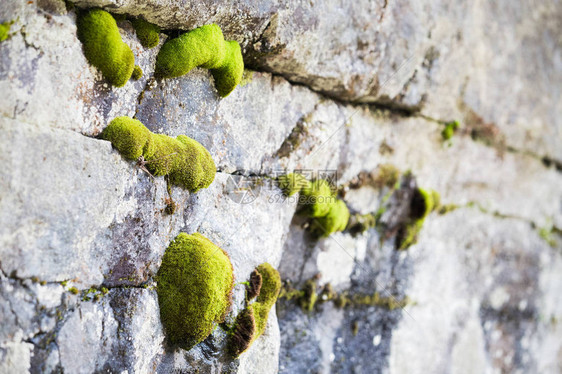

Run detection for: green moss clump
[[77, 9, 135, 87], [397, 187, 438, 250], [101, 116, 216, 192], [155, 24, 244, 97], [0, 21, 13, 42], [442, 120, 460, 140], [211, 40, 244, 97], [299, 179, 336, 218], [229, 263, 281, 357], [157, 233, 234, 350], [277, 173, 310, 196], [131, 18, 160, 48], [68, 287, 79, 295], [279, 174, 349, 238], [131, 65, 143, 80], [250, 263, 281, 336], [310, 199, 350, 237]]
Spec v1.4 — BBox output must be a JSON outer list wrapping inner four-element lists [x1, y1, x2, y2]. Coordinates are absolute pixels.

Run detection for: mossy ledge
[[77, 9, 134, 87], [157, 233, 234, 350], [155, 24, 244, 97], [101, 116, 216, 192], [229, 263, 281, 357]]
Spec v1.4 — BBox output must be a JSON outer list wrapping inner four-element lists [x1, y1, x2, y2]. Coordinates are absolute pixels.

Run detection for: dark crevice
[[245, 65, 419, 117]]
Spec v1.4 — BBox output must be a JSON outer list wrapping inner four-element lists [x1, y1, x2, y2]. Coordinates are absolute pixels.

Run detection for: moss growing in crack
[[155, 24, 244, 97], [157, 233, 234, 350], [164, 197, 176, 215], [277, 173, 310, 196], [229, 263, 281, 357], [131, 18, 160, 48], [0, 21, 13, 42], [68, 287, 79, 295], [347, 213, 377, 235], [280, 279, 410, 312], [101, 116, 216, 192], [397, 187, 438, 250], [299, 279, 318, 312], [441, 120, 460, 140], [131, 65, 143, 80], [372, 164, 400, 189], [538, 224, 558, 248], [77, 9, 134, 87], [310, 199, 350, 237]]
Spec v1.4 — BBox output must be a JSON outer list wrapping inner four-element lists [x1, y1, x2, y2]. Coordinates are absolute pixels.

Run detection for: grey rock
[[0, 1, 561, 373]]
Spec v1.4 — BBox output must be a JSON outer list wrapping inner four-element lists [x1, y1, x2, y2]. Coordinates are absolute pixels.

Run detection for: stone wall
[[0, 0, 561, 373]]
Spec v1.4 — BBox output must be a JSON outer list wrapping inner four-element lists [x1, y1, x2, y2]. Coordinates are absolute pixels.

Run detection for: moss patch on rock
[[441, 120, 460, 140], [229, 263, 281, 357], [157, 233, 234, 350], [278, 173, 350, 237], [0, 21, 13, 42], [310, 199, 350, 237], [299, 179, 336, 218], [101, 116, 216, 192], [77, 9, 134, 87], [131, 18, 160, 48], [131, 65, 143, 80], [155, 24, 244, 97], [397, 187, 438, 250]]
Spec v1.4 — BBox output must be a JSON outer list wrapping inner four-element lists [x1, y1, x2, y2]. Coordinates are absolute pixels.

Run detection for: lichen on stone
[[156, 233, 234, 350], [76, 9, 135, 87], [229, 263, 281, 357], [155, 24, 244, 97], [101, 116, 216, 193], [131, 18, 160, 48]]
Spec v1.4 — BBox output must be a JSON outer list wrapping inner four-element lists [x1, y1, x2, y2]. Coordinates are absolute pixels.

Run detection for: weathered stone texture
[[0, 0, 561, 373]]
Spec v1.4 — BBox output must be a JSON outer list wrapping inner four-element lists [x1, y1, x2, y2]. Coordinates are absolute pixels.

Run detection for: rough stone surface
[[1, 0, 561, 373]]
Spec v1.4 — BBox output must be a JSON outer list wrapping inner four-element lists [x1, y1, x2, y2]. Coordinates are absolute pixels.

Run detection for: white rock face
[[0, 0, 561, 373]]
